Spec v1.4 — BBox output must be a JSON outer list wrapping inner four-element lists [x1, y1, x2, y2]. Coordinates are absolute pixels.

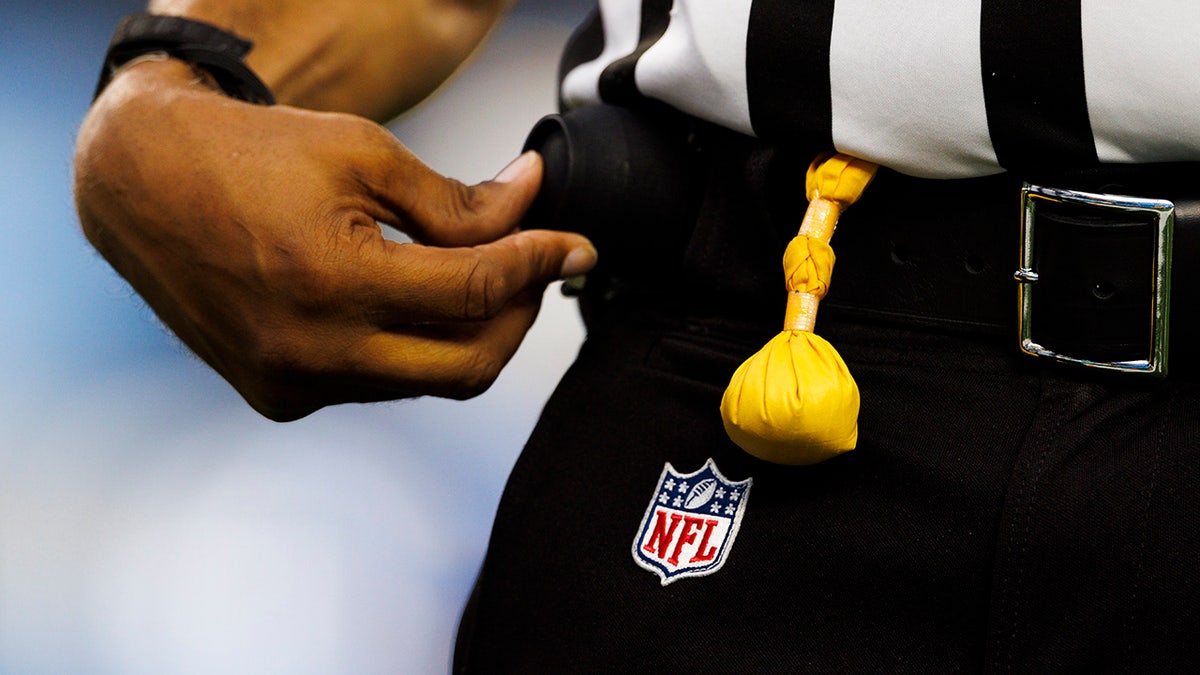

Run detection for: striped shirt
[[558, 1, 1200, 179]]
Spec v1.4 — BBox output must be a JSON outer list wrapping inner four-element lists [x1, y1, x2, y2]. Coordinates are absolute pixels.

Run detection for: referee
[[77, 1, 1200, 671]]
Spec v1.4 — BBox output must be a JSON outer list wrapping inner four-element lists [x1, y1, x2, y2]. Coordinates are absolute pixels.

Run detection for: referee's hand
[[74, 58, 596, 421]]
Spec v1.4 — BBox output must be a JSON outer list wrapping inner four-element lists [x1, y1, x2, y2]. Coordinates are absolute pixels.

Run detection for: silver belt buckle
[[1014, 183, 1175, 375]]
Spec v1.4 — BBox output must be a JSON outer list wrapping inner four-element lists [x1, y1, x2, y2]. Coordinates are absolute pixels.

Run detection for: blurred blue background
[[1, 1, 589, 672]]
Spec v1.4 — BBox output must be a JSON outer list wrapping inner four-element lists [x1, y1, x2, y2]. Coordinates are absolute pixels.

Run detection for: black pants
[[455, 139, 1200, 672]]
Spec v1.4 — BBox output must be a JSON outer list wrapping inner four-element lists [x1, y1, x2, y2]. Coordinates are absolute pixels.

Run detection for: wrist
[[147, 0, 509, 120], [93, 12, 274, 106], [77, 58, 216, 211], [94, 56, 219, 111], [145, 2, 335, 110]]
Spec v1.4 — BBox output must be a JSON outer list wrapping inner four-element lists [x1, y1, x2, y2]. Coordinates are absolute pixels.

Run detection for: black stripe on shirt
[[980, 0, 1097, 172], [598, 0, 673, 107], [558, 6, 605, 110], [746, 0, 836, 151]]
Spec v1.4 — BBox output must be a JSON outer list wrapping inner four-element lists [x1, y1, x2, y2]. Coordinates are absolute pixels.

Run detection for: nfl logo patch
[[632, 458, 753, 585]]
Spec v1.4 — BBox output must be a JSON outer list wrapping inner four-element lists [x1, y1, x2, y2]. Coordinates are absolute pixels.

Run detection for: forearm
[[147, 0, 510, 120]]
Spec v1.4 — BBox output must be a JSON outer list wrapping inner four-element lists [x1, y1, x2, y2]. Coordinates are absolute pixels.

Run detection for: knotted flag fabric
[[720, 154, 876, 465]]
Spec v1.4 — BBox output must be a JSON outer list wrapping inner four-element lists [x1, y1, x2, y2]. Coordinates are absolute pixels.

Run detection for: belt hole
[[964, 253, 988, 275], [890, 241, 911, 265], [1092, 280, 1117, 300]]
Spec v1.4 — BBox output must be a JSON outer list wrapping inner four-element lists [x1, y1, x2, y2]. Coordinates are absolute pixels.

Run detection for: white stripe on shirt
[[561, 0, 646, 109], [558, 0, 1200, 178], [635, 0, 756, 137], [828, 0, 999, 178], [1083, 1, 1200, 164]]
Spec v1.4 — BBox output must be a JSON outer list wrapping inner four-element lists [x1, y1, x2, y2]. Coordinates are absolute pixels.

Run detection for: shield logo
[[632, 458, 753, 585]]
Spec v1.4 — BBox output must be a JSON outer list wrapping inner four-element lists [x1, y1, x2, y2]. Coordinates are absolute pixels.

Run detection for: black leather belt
[[826, 163, 1200, 377], [523, 104, 1200, 378]]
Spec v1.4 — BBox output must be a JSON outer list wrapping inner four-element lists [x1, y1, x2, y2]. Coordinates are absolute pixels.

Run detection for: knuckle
[[443, 179, 484, 222], [237, 322, 333, 421], [341, 114, 395, 150], [244, 322, 307, 386], [448, 352, 504, 400], [513, 234, 552, 280], [251, 397, 313, 423], [262, 235, 342, 312], [461, 255, 507, 321], [239, 335, 307, 416], [338, 116, 407, 189]]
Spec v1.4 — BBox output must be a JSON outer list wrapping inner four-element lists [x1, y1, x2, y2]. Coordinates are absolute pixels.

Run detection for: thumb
[[402, 151, 545, 247]]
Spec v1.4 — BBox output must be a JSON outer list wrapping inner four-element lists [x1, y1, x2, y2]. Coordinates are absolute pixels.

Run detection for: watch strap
[[93, 12, 275, 105]]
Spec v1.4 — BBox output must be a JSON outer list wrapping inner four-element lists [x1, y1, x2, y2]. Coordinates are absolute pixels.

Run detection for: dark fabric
[[820, 165, 1194, 368], [980, 0, 1097, 171], [454, 138, 1200, 672], [597, 0, 672, 106], [557, 7, 604, 108], [1031, 201, 1155, 362], [746, 0, 836, 149]]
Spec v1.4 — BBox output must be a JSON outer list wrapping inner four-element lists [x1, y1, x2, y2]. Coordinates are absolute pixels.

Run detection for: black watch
[[93, 12, 275, 105]]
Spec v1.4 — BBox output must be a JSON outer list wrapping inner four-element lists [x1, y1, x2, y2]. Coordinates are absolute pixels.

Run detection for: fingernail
[[560, 243, 598, 278], [494, 151, 537, 184]]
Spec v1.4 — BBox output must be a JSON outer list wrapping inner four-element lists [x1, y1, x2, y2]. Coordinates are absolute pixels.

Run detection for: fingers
[[406, 151, 545, 247], [351, 126, 546, 246], [233, 119, 594, 409], [234, 298, 540, 418], [351, 289, 546, 400], [352, 227, 595, 324]]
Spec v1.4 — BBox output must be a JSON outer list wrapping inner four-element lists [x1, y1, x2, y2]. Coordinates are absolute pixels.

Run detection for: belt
[[824, 163, 1200, 377], [523, 105, 1200, 378]]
